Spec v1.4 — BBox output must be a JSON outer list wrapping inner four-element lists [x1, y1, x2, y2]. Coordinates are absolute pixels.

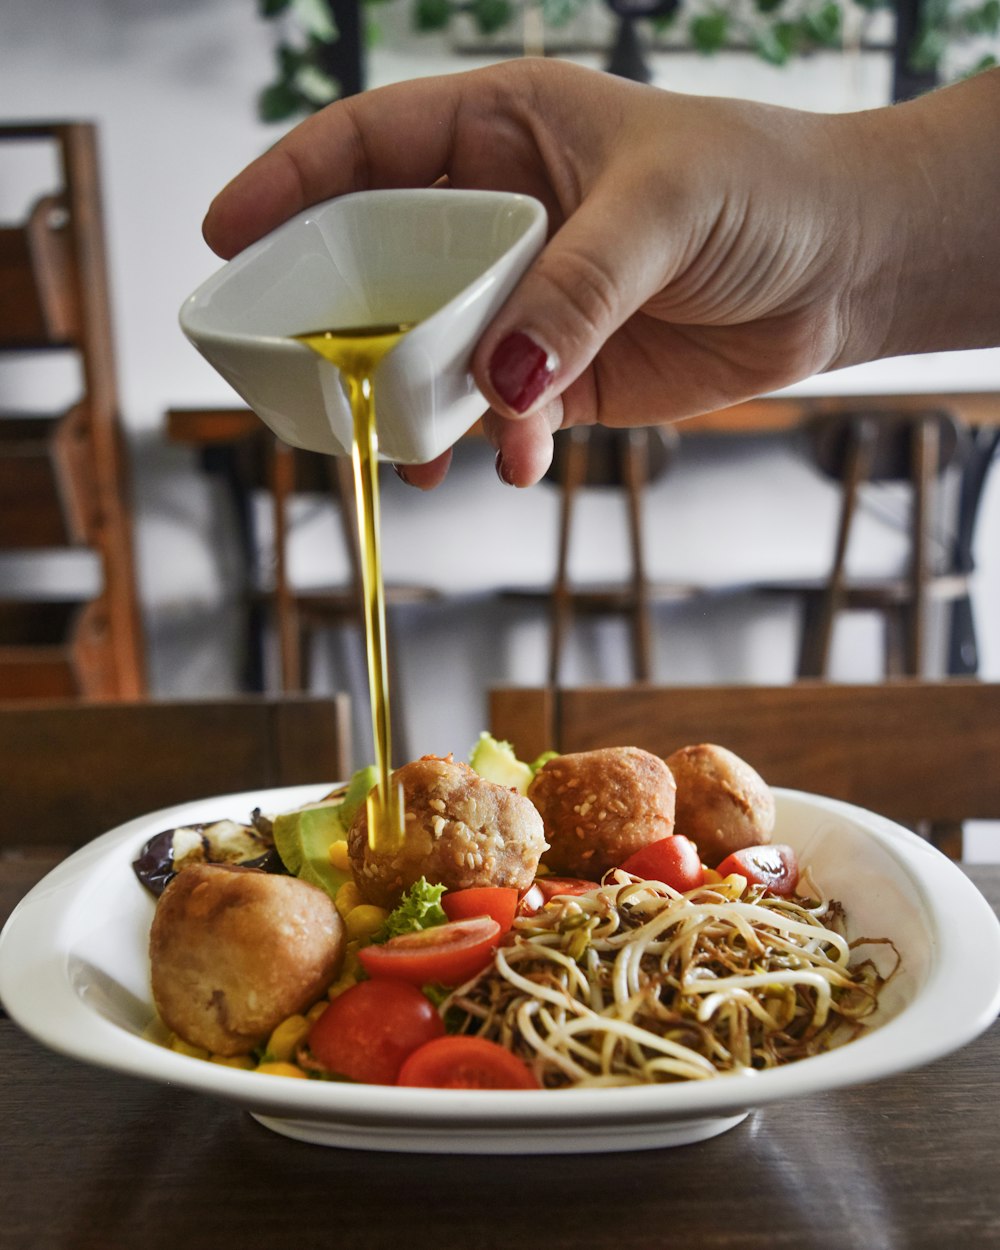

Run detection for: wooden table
[[2, 858, 997, 1250]]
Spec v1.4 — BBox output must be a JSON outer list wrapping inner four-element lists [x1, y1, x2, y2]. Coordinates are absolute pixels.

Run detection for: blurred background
[[2, 0, 999, 854]]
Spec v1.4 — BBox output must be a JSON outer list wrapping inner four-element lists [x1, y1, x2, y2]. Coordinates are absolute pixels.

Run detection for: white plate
[[2, 786, 998, 1154]]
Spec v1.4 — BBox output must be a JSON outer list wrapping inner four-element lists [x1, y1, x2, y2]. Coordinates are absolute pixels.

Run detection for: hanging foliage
[[256, 0, 1000, 121]]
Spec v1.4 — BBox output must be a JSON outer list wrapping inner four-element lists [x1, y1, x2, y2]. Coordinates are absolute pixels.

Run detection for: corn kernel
[[328, 839, 351, 872], [327, 967, 360, 1000], [170, 1036, 210, 1061], [335, 880, 363, 916], [211, 1054, 255, 1070], [266, 1013, 311, 1062], [345, 903, 390, 941], [256, 1061, 308, 1079]]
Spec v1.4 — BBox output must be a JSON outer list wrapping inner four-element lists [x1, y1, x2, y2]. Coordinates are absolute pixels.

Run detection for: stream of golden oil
[[296, 322, 415, 853]]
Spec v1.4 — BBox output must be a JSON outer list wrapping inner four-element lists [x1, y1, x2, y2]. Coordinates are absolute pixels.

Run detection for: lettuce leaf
[[372, 877, 448, 944]]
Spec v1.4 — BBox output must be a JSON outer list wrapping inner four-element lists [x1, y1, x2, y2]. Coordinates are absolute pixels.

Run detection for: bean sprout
[[439, 874, 897, 1089]]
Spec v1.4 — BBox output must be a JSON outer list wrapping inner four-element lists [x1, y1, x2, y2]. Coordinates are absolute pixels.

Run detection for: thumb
[[471, 179, 670, 422]]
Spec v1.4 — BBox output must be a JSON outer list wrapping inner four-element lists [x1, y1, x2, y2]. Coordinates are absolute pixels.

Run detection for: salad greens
[[371, 877, 448, 944]]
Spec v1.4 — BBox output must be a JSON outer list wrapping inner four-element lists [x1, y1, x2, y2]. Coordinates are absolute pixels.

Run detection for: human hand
[[203, 61, 1000, 487]]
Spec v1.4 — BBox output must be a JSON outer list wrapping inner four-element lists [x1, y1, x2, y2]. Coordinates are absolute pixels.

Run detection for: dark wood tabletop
[[2, 861, 998, 1250]]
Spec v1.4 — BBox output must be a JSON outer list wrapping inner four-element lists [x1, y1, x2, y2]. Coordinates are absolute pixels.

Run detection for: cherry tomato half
[[397, 1036, 540, 1090], [716, 843, 799, 897], [517, 878, 599, 916], [357, 915, 501, 986], [307, 979, 444, 1084], [537, 876, 601, 900], [442, 886, 518, 933], [620, 835, 704, 892], [516, 883, 545, 917]]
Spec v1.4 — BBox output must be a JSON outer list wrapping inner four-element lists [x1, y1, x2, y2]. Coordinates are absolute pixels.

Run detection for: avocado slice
[[468, 732, 535, 795], [271, 765, 376, 899]]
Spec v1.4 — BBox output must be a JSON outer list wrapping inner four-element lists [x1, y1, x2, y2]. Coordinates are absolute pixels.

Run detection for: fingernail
[[495, 450, 515, 486], [489, 331, 556, 414]]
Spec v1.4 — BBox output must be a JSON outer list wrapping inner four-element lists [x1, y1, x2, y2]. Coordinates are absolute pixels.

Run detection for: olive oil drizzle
[[296, 323, 414, 853]]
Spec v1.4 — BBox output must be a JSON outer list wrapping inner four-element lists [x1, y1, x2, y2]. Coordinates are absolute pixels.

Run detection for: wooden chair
[[0, 122, 144, 700], [506, 423, 694, 684], [165, 407, 437, 696], [780, 409, 972, 678], [490, 681, 1000, 859], [0, 695, 351, 924]]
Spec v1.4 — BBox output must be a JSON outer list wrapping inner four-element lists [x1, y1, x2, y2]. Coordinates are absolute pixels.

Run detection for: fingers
[[471, 172, 671, 426], [203, 74, 469, 258], [392, 449, 453, 491], [483, 400, 565, 487]]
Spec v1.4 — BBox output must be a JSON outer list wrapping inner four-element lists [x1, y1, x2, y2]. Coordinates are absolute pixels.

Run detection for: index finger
[[202, 72, 467, 259]]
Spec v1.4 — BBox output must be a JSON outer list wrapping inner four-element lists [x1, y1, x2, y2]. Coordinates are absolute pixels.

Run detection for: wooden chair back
[[794, 408, 969, 677], [518, 424, 684, 684], [0, 122, 145, 700], [490, 681, 1000, 858], [0, 696, 351, 849]]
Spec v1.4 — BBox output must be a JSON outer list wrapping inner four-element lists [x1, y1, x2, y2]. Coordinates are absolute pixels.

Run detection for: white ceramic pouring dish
[[179, 188, 548, 464]]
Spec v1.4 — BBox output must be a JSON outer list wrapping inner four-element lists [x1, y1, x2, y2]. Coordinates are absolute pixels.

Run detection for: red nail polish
[[495, 450, 515, 486], [489, 332, 554, 414]]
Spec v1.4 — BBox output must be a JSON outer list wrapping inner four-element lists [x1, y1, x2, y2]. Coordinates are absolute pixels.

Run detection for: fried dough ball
[[528, 747, 676, 878], [150, 862, 345, 1056], [348, 756, 547, 909], [665, 743, 775, 868]]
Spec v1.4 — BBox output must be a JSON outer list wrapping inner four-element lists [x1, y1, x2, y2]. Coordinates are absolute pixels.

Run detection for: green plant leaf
[[754, 0, 786, 13], [277, 41, 307, 75], [910, 26, 947, 72], [259, 0, 293, 17], [801, 1, 842, 46], [541, 0, 588, 27], [414, 0, 452, 30], [963, 0, 1000, 35], [689, 11, 729, 53], [965, 51, 1000, 74], [294, 61, 341, 105], [258, 81, 306, 123], [470, 0, 515, 35], [753, 22, 795, 64], [292, 0, 339, 40]]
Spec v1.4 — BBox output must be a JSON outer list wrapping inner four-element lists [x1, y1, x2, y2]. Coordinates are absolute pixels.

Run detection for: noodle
[[440, 873, 896, 1089]]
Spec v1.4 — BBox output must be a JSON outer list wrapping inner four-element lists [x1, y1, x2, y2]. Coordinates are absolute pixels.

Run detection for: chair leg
[[883, 605, 907, 678], [270, 438, 302, 692], [795, 592, 827, 678], [622, 430, 653, 681], [905, 416, 938, 676], [798, 416, 877, 678], [928, 820, 964, 860], [548, 429, 588, 685]]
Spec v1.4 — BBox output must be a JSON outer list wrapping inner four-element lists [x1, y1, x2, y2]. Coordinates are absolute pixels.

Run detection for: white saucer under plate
[[2, 785, 998, 1154]]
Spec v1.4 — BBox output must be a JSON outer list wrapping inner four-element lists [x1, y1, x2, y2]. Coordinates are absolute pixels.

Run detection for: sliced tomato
[[442, 886, 518, 932], [516, 883, 545, 917], [517, 877, 599, 917], [358, 915, 501, 986], [397, 1035, 540, 1090], [716, 844, 799, 897], [307, 979, 444, 1084], [620, 835, 704, 892]]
